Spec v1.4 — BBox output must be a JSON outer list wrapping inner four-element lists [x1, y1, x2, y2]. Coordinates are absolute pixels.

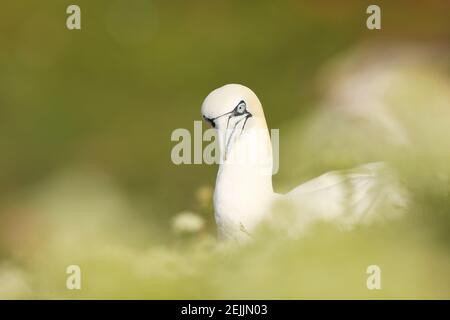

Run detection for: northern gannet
[[201, 84, 407, 241]]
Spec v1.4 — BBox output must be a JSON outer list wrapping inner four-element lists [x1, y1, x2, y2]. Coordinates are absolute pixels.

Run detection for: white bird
[[201, 84, 407, 241]]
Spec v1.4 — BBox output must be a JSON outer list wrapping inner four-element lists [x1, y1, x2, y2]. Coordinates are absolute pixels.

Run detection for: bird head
[[201, 84, 267, 160]]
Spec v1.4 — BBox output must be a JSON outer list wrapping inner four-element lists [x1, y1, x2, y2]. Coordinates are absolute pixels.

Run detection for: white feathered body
[[202, 84, 407, 241], [215, 158, 406, 241], [214, 119, 275, 241]]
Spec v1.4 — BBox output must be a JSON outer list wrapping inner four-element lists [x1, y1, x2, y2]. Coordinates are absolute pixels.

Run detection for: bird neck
[[215, 122, 274, 228]]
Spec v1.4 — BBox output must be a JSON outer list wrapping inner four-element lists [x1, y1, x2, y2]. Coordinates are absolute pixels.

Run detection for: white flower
[[172, 211, 205, 234]]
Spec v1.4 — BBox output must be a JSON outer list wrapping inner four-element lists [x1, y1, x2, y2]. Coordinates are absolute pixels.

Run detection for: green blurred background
[[0, 1, 449, 299]]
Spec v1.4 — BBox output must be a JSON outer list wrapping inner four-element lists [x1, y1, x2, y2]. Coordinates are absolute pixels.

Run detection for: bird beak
[[223, 113, 252, 161], [203, 110, 252, 161]]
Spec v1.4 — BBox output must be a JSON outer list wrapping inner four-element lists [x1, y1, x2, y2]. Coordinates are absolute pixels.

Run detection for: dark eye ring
[[236, 101, 246, 114]]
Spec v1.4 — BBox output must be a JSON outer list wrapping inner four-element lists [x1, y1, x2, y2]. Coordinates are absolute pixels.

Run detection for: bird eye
[[236, 101, 246, 114]]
